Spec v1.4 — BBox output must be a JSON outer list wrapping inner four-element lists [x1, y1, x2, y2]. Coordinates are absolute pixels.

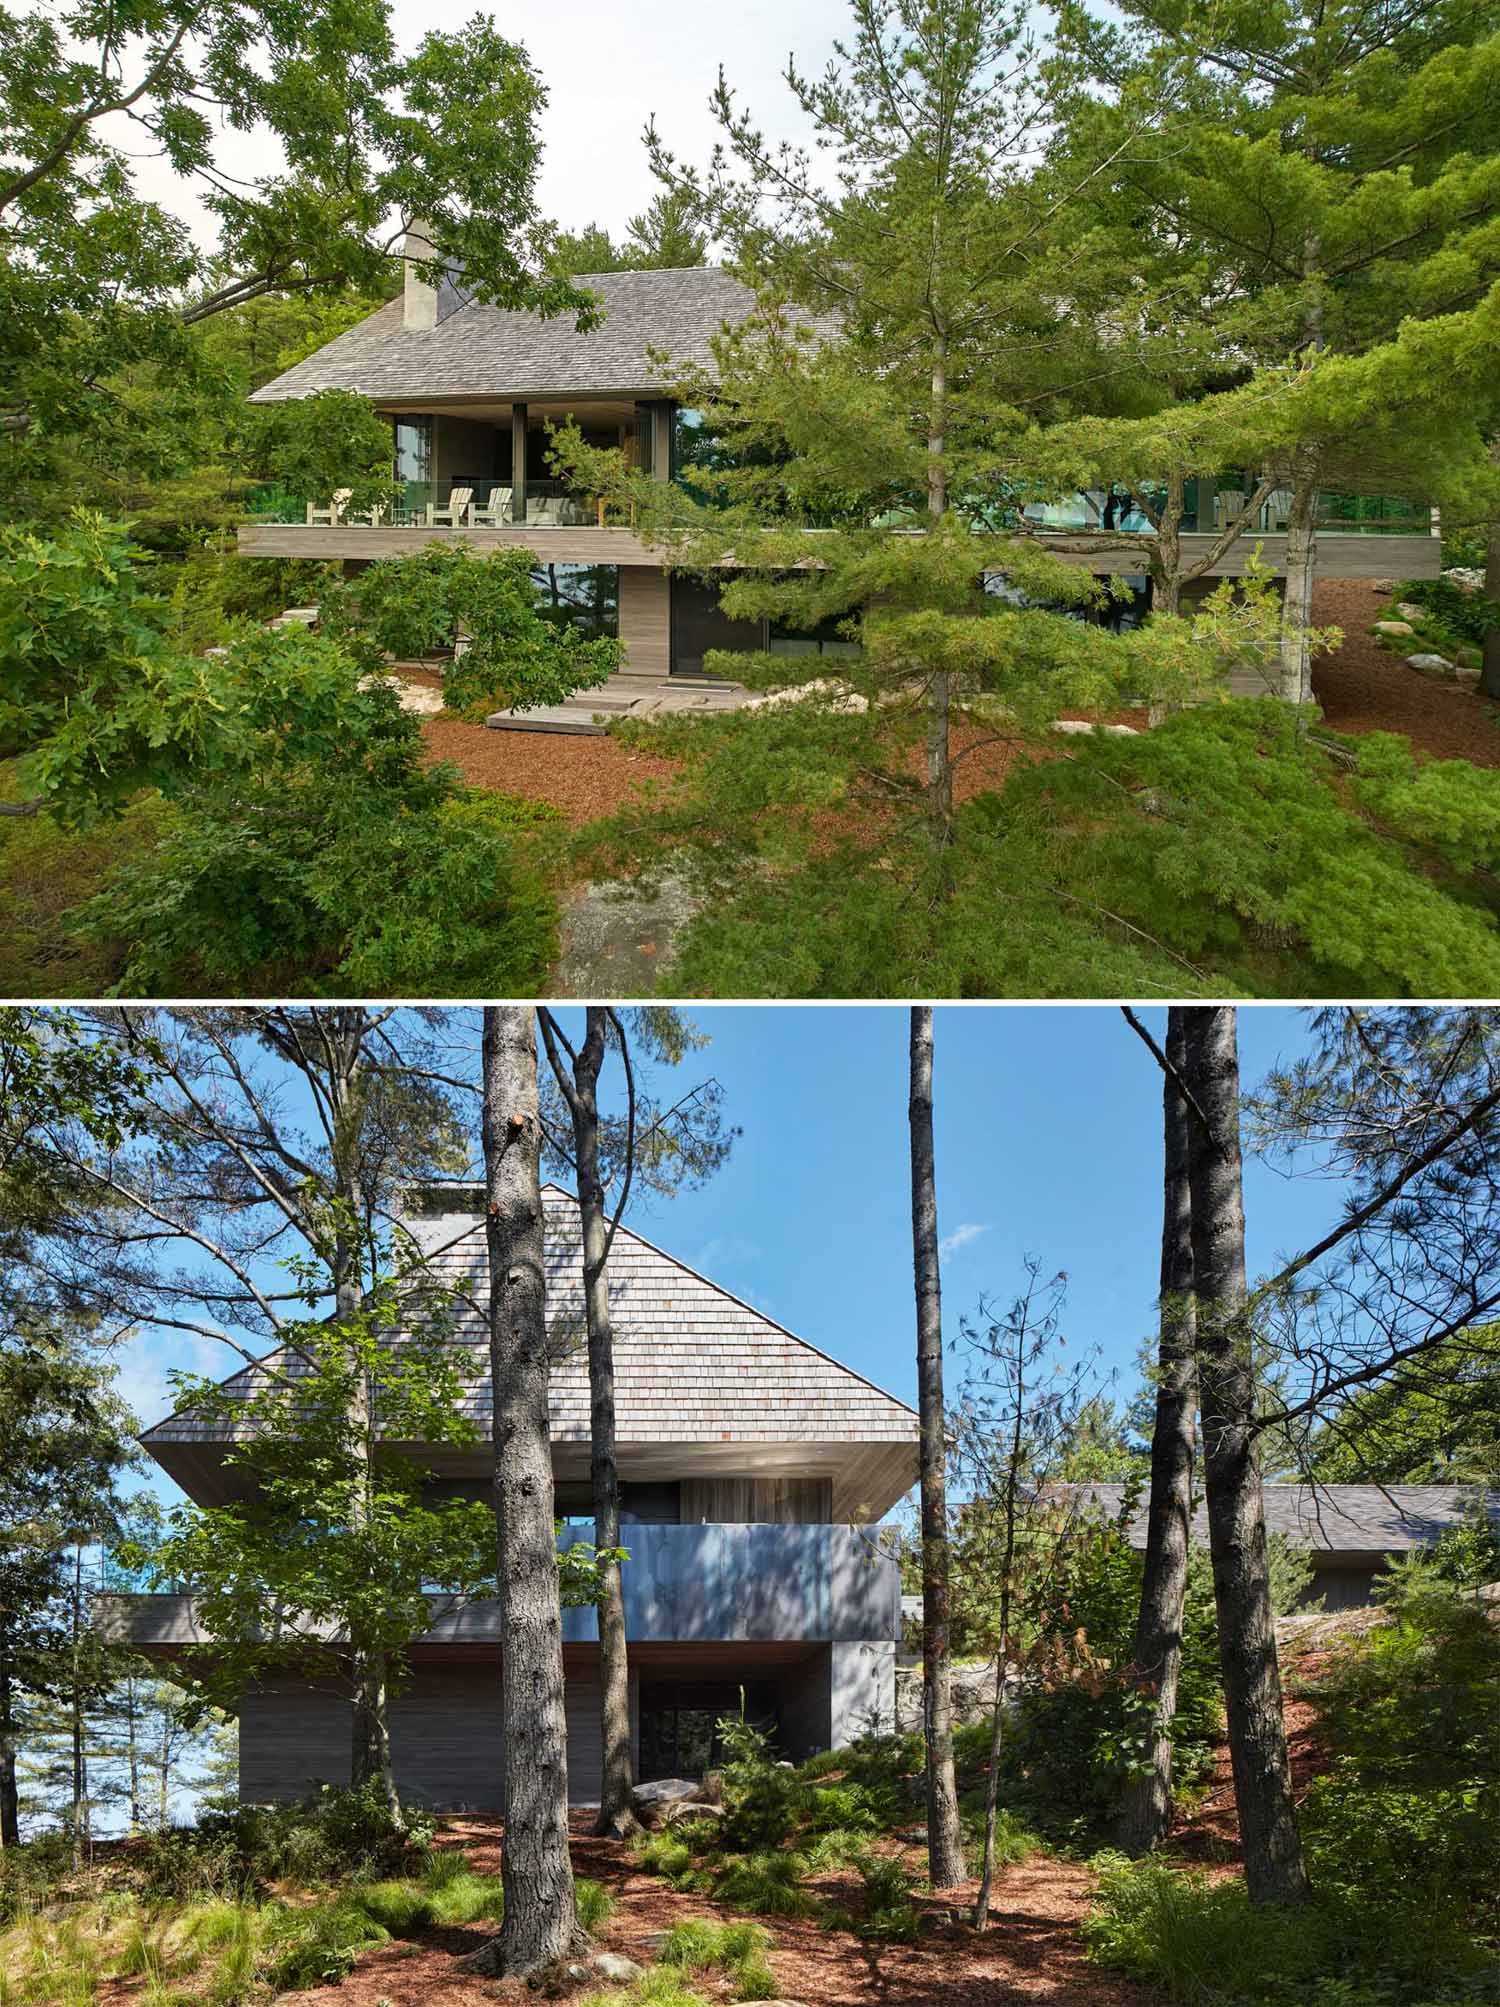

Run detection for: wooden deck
[[237, 520, 1442, 581]]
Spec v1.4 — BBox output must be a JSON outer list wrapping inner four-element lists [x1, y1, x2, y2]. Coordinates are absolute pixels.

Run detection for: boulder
[[664, 1799, 723, 1828], [1395, 603, 1427, 622], [592, 1953, 645, 1984], [1452, 665, 1482, 690], [744, 677, 868, 714], [631, 1777, 703, 1806], [1373, 620, 1415, 637], [1406, 653, 1455, 677], [1050, 718, 1138, 736], [1443, 567, 1485, 593], [630, 1777, 704, 1826]]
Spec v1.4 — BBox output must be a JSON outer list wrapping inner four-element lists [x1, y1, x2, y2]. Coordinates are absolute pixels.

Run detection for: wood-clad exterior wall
[[618, 567, 671, 677], [680, 1475, 835, 1524], [239, 1656, 629, 1809]]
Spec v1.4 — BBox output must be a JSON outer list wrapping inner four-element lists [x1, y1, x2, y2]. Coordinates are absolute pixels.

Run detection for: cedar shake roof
[[1071, 1483, 1500, 1557], [249, 266, 832, 405], [142, 1186, 919, 1519]]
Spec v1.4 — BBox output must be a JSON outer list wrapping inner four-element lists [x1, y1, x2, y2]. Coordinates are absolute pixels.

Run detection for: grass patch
[[657, 1917, 777, 1998]]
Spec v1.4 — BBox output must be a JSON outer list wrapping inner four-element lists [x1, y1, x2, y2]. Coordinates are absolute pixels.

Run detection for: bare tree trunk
[[1279, 458, 1319, 705], [326, 1011, 402, 1824], [1481, 442, 1500, 703], [539, 1008, 638, 1840], [0, 1661, 18, 1848], [1153, 471, 1184, 618], [157, 1703, 171, 1830], [70, 1547, 86, 1865], [482, 1006, 580, 1978], [908, 1007, 966, 1892], [125, 1677, 142, 1831], [1180, 1007, 1309, 1908], [1117, 1007, 1199, 1855]]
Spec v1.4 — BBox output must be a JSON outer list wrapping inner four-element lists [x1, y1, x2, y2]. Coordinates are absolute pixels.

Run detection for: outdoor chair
[[469, 488, 512, 527], [527, 493, 562, 525], [305, 488, 352, 526], [426, 486, 473, 527]]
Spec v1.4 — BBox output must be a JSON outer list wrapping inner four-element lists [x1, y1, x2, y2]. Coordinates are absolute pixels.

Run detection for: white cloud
[[939, 1222, 989, 1260], [107, 1329, 225, 1432]]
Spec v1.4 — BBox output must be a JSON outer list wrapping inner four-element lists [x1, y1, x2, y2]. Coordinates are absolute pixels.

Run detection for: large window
[[638, 1681, 780, 1782], [530, 563, 619, 640], [671, 576, 763, 678], [769, 613, 860, 660], [392, 415, 433, 485]]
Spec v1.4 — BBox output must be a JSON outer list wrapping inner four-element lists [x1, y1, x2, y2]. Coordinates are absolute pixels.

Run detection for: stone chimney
[[402, 219, 438, 331]]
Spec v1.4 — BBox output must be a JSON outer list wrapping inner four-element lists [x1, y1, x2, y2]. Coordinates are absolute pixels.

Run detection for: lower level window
[[531, 563, 619, 640], [638, 1681, 781, 1780]]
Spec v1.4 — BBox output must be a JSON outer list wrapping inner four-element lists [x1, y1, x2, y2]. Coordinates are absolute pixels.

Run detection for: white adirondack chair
[[469, 487, 511, 528], [306, 488, 352, 526], [426, 486, 473, 528]]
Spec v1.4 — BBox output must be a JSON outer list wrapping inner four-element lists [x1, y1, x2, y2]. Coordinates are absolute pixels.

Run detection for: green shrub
[[844, 1853, 920, 1943], [323, 544, 621, 717], [1391, 577, 1500, 648], [260, 1897, 390, 1991], [1087, 1577, 1500, 2005], [1083, 1852, 1495, 2006], [662, 699, 1500, 998], [139, 1783, 432, 1902], [716, 1715, 802, 1851], [81, 681, 560, 997], [638, 1833, 696, 1883], [1299, 1579, 1500, 1930]]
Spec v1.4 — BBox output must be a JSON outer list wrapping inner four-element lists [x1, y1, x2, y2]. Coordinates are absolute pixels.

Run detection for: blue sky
[[118, 1005, 1342, 1508]]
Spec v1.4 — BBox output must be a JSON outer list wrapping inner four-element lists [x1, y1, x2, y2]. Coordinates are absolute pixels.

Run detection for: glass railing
[[245, 478, 616, 528], [1021, 484, 1430, 537]]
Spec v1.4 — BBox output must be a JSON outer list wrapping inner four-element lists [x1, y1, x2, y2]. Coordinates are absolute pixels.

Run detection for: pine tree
[[1055, 0, 1500, 695]]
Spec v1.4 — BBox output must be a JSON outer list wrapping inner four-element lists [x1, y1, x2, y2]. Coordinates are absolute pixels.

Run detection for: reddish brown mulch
[[421, 717, 684, 830], [1167, 1694, 1329, 1872], [409, 580, 1500, 840], [281, 1813, 1155, 2007], [1311, 579, 1500, 766]]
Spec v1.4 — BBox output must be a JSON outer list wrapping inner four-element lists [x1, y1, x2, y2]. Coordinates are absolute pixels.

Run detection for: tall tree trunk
[[125, 1677, 142, 1831], [0, 1659, 18, 1848], [328, 1012, 402, 1824], [908, 1007, 966, 1892], [1117, 1007, 1199, 1855], [1179, 1007, 1309, 1908], [1279, 456, 1319, 705], [158, 1703, 171, 1829], [540, 1008, 638, 1840], [1153, 471, 1185, 617], [1481, 441, 1500, 703], [482, 1006, 580, 1977], [70, 1546, 86, 1865]]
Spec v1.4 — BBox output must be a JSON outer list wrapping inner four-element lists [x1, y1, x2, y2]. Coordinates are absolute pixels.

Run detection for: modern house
[[1072, 1482, 1500, 1609], [106, 1185, 917, 1811], [237, 234, 1442, 690]]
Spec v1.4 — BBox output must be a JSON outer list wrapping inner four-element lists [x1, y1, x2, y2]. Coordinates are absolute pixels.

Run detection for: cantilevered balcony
[[99, 1523, 903, 1657]]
